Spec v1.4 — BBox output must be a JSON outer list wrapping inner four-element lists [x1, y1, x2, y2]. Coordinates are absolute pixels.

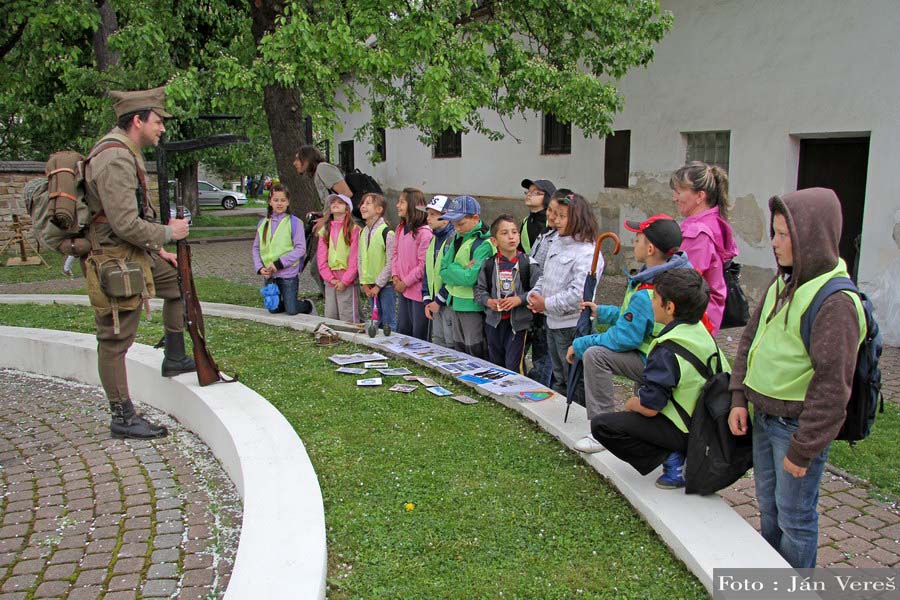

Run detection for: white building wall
[[334, 0, 900, 342]]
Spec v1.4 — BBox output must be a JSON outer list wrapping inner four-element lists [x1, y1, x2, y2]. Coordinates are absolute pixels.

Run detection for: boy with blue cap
[[438, 195, 493, 358]]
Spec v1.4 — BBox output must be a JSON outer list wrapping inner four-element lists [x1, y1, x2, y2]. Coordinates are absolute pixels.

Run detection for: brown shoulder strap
[[86, 139, 151, 220]]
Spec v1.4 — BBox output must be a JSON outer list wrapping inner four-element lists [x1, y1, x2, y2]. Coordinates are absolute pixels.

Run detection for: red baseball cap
[[623, 214, 682, 254]]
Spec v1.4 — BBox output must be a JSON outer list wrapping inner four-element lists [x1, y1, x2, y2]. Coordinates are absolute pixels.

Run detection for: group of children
[[253, 170, 862, 570], [253, 177, 728, 491]]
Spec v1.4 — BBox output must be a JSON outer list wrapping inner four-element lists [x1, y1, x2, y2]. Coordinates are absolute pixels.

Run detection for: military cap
[[109, 86, 173, 119]]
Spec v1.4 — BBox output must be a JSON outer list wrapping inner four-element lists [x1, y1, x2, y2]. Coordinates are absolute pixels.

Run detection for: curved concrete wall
[[0, 324, 327, 600]]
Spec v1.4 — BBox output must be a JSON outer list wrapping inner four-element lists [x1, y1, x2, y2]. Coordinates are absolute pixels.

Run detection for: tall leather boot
[[161, 331, 196, 377], [110, 399, 168, 439]]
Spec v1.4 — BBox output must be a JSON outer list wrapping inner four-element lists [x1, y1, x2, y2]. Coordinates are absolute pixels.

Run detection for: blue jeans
[[527, 317, 553, 387], [371, 284, 397, 331], [753, 411, 830, 568], [270, 276, 300, 315]]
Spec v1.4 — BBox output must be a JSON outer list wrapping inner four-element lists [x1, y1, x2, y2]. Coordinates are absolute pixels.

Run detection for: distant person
[[670, 161, 737, 334], [592, 269, 729, 489], [438, 195, 494, 358], [421, 195, 456, 348], [317, 193, 360, 322], [568, 215, 694, 454], [358, 192, 396, 331], [294, 145, 354, 295], [253, 185, 307, 315], [527, 191, 600, 396], [728, 188, 865, 568], [391, 188, 433, 340], [475, 215, 536, 373]]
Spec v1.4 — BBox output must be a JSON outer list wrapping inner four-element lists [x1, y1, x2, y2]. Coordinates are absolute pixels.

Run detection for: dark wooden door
[[797, 137, 869, 280]]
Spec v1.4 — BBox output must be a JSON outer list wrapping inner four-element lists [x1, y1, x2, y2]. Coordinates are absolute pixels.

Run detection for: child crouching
[[591, 269, 730, 489]]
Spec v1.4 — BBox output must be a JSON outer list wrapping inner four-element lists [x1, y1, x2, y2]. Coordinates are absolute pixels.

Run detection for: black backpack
[[720, 260, 750, 329], [800, 277, 884, 444], [341, 169, 383, 220], [660, 341, 754, 496]]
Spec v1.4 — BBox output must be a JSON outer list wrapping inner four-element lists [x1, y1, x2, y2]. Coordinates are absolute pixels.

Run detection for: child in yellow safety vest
[[358, 193, 396, 331], [317, 193, 360, 322], [421, 195, 456, 348], [592, 269, 730, 490], [252, 185, 307, 315]]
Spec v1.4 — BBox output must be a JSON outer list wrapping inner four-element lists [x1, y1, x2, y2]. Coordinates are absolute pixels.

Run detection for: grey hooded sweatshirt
[[729, 188, 861, 468]]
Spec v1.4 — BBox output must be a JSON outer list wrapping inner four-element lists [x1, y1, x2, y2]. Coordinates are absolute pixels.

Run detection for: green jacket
[[439, 220, 493, 312]]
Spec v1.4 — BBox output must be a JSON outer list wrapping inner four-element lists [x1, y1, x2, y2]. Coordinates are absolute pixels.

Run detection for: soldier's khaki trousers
[[94, 253, 184, 403]]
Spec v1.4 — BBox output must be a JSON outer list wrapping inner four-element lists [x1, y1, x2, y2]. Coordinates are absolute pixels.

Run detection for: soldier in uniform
[[83, 86, 192, 439]]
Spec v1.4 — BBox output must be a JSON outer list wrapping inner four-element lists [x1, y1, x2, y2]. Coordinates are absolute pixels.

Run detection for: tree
[[2, 0, 673, 217], [215, 0, 673, 214]]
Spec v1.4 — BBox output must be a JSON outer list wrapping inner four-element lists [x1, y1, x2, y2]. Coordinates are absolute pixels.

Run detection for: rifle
[[173, 181, 236, 386]]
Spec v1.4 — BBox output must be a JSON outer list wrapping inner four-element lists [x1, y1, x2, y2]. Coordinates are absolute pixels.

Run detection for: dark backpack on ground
[[720, 260, 750, 329], [800, 277, 884, 444], [341, 169, 383, 221], [660, 341, 754, 496]]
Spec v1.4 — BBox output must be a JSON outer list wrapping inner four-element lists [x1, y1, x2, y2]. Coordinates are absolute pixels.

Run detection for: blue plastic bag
[[260, 281, 281, 311]]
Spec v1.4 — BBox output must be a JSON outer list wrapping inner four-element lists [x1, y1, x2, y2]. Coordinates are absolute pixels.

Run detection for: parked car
[[198, 180, 248, 210]]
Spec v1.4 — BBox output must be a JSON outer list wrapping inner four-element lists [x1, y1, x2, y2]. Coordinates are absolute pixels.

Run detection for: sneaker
[[574, 435, 605, 453], [655, 452, 686, 489]]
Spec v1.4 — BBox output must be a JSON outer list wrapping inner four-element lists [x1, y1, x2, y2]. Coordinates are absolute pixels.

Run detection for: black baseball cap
[[521, 178, 557, 196], [624, 214, 682, 255]]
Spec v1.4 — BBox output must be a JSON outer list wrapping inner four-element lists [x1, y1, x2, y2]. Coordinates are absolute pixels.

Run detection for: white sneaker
[[574, 435, 605, 453]]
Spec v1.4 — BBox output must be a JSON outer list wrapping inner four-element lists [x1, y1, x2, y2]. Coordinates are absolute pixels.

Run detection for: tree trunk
[[177, 162, 200, 217], [251, 1, 318, 217], [262, 85, 318, 216], [92, 0, 119, 72]]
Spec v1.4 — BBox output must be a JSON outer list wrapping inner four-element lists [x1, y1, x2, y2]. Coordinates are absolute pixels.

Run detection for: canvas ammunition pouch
[[85, 232, 154, 334]]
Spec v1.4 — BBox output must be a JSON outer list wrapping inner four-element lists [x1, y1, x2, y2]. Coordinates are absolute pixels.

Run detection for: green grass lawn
[[0, 252, 67, 284], [186, 229, 255, 239], [192, 214, 262, 228], [0, 302, 707, 599]]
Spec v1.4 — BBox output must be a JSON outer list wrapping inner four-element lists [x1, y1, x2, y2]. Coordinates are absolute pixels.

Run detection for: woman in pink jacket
[[670, 161, 738, 334], [391, 187, 434, 339]]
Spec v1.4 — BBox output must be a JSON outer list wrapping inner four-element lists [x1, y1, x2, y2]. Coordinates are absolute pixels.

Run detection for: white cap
[[416, 194, 449, 213], [325, 193, 354, 213]]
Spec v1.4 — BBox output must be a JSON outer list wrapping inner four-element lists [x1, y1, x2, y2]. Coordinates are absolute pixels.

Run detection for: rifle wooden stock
[[174, 205, 233, 386]]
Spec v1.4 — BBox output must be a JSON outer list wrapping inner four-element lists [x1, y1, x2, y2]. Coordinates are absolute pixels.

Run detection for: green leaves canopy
[[2, 0, 671, 172]]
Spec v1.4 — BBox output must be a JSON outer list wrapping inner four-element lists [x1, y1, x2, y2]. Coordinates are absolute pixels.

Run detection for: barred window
[[604, 130, 631, 188], [684, 131, 730, 171], [374, 127, 386, 163], [542, 113, 571, 155], [339, 140, 354, 173], [433, 128, 462, 158]]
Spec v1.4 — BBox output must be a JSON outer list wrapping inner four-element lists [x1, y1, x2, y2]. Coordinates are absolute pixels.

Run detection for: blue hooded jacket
[[572, 251, 694, 359]]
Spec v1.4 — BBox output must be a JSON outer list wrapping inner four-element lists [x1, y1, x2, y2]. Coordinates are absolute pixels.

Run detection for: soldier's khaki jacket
[[84, 127, 167, 253]]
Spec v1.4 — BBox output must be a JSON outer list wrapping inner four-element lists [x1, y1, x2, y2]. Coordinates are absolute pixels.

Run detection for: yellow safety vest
[[359, 222, 389, 284], [744, 260, 865, 401], [425, 234, 448, 297], [648, 321, 731, 433], [258, 216, 296, 267], [318, 223, 356, 271]]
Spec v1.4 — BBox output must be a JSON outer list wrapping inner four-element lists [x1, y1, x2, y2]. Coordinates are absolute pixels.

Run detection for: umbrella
[[565, 232, 621, 422]]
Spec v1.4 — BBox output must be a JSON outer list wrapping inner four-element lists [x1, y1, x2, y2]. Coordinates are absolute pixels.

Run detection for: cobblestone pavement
[[720, 475, 900, 568], [0, 370, 241, 600]]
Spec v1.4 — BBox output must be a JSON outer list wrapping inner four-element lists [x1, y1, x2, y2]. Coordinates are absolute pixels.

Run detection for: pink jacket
[[390, 224, 433, 302], [317, 219, 360, 287], [680, 206, 738, 334]]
